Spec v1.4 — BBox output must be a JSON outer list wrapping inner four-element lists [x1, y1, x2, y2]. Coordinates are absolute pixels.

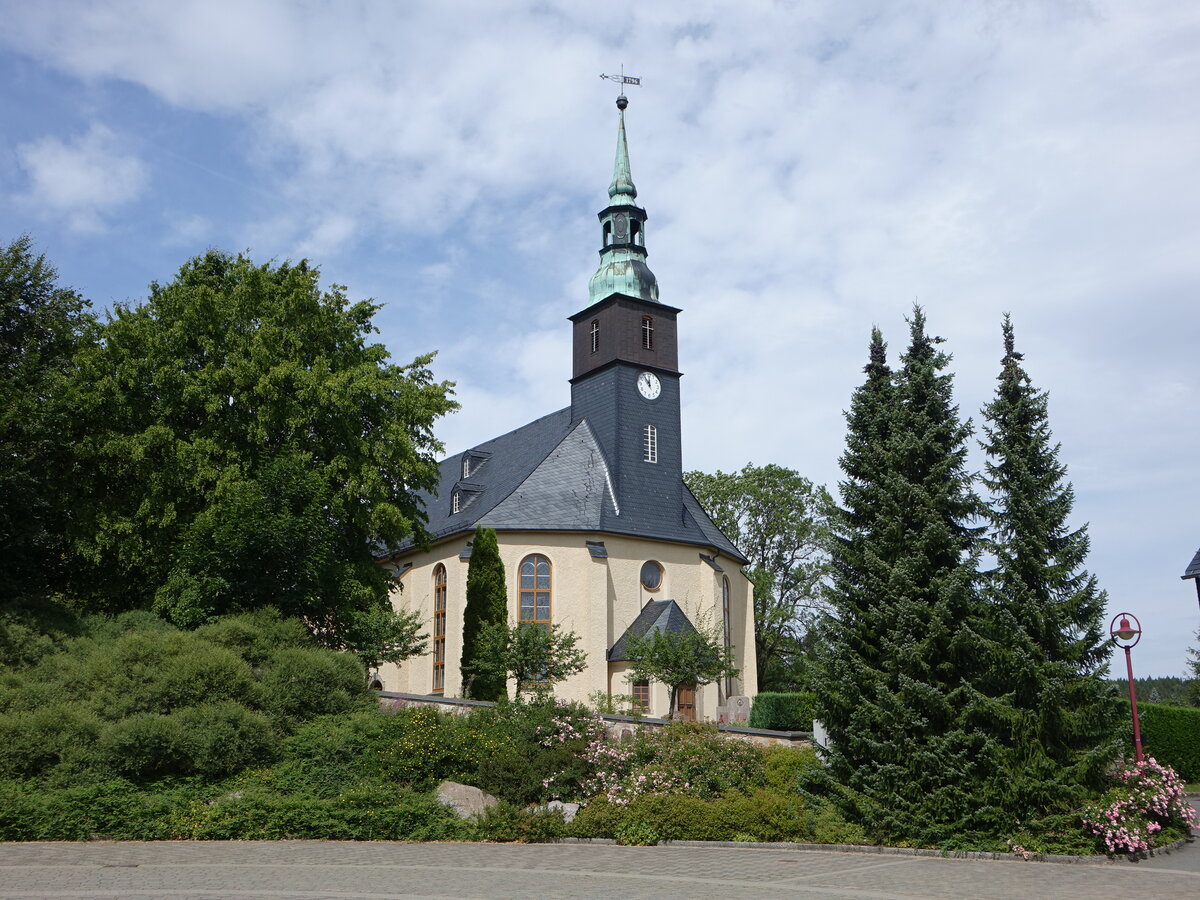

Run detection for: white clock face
[[637, 371, 661, 400]]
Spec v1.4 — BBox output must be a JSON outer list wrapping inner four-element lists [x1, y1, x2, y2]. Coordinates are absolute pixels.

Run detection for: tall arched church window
[[641, 316, 654, 349], [432, 564, 447, 694], [590, 319, 600, 353], [519, 554, 552, 627], [722, 576, 733, 697], [643, 424, 657, 463]]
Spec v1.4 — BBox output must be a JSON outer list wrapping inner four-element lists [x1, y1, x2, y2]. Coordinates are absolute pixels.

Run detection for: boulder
[[544, 800, 580, 823], [435, 780, 499, 819]]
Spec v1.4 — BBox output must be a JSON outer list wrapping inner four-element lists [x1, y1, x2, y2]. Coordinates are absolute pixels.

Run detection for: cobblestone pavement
[[0, 838, 1197, 900]]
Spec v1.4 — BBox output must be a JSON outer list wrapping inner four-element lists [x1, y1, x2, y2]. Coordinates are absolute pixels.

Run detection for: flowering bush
[[1082, 757, 1197, 855], [541, 718, 764, 806]]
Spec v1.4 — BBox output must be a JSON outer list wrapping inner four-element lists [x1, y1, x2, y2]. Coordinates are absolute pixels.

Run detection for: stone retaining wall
[[376, 691, 812, 749]]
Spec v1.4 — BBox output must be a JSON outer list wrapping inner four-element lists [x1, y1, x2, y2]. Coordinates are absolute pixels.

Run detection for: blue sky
[[2, 1, 1197, 677]]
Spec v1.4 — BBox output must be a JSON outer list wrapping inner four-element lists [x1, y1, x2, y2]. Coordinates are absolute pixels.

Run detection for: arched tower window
[[519, 554, 552, 627], [722, 576, 733, 697], [432, 564, 447, 694], [603, 220, 612, 246], [643, 424, 657, 463], [641, 316, 654, 350], [590, 319, 600, 353]]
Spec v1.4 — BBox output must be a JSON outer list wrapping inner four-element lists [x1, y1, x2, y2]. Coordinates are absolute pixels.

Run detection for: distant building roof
[[608, 599, 699, 662], [1182, 547, 1200, 580]]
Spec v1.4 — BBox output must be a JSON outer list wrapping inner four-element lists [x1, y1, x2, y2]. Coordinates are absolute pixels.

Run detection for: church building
[[379, 95, 757, 720]]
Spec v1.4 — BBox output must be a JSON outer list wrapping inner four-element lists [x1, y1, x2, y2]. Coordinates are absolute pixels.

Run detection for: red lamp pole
[[1109, 613, 1144, 765]]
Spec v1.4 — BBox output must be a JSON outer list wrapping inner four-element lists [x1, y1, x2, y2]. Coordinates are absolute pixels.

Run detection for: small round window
[[640, 561, 663, 591]]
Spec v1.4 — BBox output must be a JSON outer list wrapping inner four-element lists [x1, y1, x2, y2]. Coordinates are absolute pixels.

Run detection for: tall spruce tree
[[811, 308, 1000, 845], [978, 316, 1119, 809], [461, 526, 507, 700]]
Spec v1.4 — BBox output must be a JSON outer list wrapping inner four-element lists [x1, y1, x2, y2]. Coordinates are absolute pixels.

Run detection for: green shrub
[[370, 707, 491, 790], [257, 647, 368, 725], [630, 722, 764, 799], [570, 790, 869, 844], [471, 698, 598, 805], [154, 646, 256, 710], [0, 704, 102, 778], [762, 744, 821, 793], [194, 609, 311, 667], [0, 778, 181, 841], [98, 712, 189, 780], [749, 692, 816, 731], [1120, 701, 1200, 781], [173, 703, 278, 779], [471, 802, 568, 842], [174, 782, 472, 841], [0, 599, 82, 670]]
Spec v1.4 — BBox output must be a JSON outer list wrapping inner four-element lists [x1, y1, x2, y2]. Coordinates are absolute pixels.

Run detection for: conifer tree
[[978, 316, 1119, 807], [811, 308, 998, 845], [461, 526, 507, 700]]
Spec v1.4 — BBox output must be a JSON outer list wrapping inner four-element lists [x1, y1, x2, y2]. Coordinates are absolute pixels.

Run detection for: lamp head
[[1109, 612, 1142, 648]]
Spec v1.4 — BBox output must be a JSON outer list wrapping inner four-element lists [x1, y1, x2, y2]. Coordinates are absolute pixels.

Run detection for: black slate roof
[[1183, 548, 1200, 579], [390, 406, 745, 562], [608, 599, 699, 661]]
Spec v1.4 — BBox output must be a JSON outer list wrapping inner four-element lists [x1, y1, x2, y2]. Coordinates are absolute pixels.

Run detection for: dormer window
[[452, 491, 461, 514], [460, 450, 490, 481], [590, 319, 599, 353], [642, 316, 654, 350]]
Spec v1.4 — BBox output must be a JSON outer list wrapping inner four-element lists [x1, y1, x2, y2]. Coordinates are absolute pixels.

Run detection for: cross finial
[[600, 65, 641, 108]]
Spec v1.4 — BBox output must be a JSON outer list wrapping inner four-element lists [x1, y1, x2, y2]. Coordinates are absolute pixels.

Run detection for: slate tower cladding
[[570, 94, 685, 536]]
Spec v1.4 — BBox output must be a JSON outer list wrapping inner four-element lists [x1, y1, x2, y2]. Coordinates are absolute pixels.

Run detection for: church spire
[[588, 94, 659, 307], [609, 95, 637, 202]]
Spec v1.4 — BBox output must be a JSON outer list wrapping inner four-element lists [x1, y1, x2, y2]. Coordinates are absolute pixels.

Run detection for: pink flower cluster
[[1082, 757, 1198, 855]]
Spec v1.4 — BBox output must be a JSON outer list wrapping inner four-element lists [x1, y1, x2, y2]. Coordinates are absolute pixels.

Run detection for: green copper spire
[[608, 99, 637, 202], [589, 94, 658, 306]]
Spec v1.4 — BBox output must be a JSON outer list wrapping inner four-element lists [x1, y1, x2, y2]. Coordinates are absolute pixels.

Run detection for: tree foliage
[[684, 464, 833, 691], [624, 620, 738, 718], [977, 315, 1119, 806], [810, 308, 999, 845], [475, 621, 587, 698], [461, 526, 508, 700], [62, 250, 455, 648], [0, 235, 95, 601], [811, 308, 1125, 846]]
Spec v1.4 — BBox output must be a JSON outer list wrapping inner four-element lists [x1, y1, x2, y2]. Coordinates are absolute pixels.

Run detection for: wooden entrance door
[[677, 684, 696, 721]]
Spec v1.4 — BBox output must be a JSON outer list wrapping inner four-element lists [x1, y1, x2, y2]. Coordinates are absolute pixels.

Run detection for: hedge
[[1118, 700, 1200, 781], [749, 692, 816, 731]]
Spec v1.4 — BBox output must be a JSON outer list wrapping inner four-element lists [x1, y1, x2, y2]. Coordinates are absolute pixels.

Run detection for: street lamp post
[[1109, 612, 1144, 765]]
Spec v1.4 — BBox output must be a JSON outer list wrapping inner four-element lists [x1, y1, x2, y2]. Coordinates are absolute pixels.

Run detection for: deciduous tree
[[685, 464, 833, 690], [64, 250, 455, 650], [476, 620, 587, 698], [0, 236, 95, 601], [624, 620, 738, 718]]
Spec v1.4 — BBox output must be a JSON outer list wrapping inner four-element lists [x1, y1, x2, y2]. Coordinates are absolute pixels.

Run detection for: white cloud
[[16, 124, 148, 232]]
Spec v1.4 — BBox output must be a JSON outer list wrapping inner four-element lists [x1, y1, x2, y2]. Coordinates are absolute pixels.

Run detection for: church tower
[[378, 91, 758, 719], [570, 94, 685, 535]]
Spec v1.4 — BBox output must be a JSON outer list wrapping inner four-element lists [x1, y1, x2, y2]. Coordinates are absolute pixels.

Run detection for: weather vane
[[600, 66, 641, 107]]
